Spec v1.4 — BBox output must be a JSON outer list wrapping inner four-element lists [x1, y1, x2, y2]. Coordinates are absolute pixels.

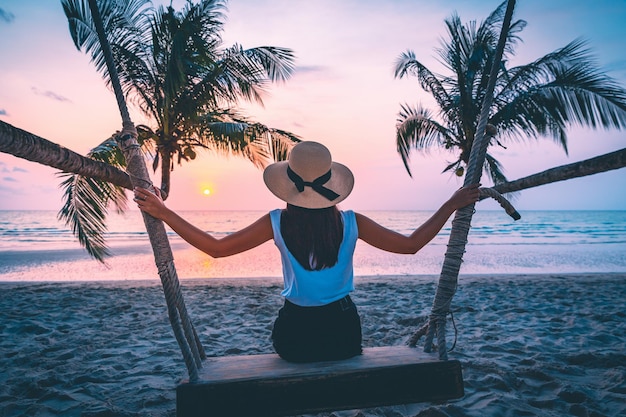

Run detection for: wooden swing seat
[[176, 345, 464, 417]]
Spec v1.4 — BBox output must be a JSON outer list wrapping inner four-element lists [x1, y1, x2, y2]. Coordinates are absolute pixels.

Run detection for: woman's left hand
[[447, 183, 481, 210]]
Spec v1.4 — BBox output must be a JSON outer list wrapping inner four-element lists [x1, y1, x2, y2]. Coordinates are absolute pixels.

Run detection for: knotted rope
[[116, 124, 205, 381], [408, 186, 520, 350], [411, 0, 518, 360], [88, 0, 204, 381]]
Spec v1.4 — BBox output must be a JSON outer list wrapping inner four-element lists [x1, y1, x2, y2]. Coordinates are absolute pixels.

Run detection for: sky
[[0, 0, 625, 212]]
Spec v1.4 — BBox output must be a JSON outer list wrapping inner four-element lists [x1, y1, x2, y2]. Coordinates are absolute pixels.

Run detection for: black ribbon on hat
[[287, 166, 340, 201]]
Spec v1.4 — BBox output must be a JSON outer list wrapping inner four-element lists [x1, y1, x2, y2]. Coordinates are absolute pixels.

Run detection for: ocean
[[1, 209, 625, 282], [1, 210, 625, 416]]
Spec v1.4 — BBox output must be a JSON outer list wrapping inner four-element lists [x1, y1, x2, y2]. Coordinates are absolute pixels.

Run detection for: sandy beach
[[1, 273, 624, 417]]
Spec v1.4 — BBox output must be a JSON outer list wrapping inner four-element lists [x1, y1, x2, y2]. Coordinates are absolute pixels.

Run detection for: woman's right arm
[[133, 187, 273, 258]]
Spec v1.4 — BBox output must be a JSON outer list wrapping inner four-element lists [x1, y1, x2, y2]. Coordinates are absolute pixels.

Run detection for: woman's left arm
[[356, 184, 480, 254]]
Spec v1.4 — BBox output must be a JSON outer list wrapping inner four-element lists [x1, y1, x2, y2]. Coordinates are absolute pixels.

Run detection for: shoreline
[[1, 271, 624, 286]]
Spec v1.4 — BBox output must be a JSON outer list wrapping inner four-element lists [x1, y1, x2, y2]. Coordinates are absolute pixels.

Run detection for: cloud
[[290, 65, 342, 83], [0, 165, 30, 190], [0, 8, 15, 23], [295, 65, 328, 75], [31, 87, 72, 103], [0, 109, 7, 115], [0, 162, 28, 175]]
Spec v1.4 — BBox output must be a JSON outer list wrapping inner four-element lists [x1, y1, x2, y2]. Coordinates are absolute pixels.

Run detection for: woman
[[134, 141, 480, 362]]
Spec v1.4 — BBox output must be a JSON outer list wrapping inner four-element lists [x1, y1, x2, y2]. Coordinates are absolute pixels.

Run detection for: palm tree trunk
[[492, 147, 626, 195], [160, 150, 171, 198], [87, 0, 204, 380], [0, 120, 132, 189], [419, 0, 517, 360]]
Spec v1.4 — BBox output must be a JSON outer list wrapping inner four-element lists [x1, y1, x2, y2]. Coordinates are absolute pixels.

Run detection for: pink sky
[[1, 0, 625, 212]]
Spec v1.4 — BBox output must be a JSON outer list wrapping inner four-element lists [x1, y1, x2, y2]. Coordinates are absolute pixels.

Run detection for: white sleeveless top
[[269, 209, 359, 307]]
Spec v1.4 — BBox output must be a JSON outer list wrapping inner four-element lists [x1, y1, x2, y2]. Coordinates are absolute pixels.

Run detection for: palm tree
[[394, 1, 626, 184], [60, 0, 299, 260], [395, 0, 626, 360]]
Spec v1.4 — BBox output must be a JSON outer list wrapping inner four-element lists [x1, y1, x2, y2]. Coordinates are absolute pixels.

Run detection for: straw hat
[[263, 141, 354, 209]]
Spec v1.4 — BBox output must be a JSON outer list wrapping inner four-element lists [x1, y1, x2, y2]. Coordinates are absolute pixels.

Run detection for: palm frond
[[491, 38, 626, 150], [394, 50, 451, 111], [480, 1, 525, 57], [206, 121, 249, 137], [62, 0, 153, 92], [241, 46, 296, 83], [209, 121, 299, 168], [484, 153, 508, 184], [396, 104, 454, 177], [240, 123, 300, 168], [210, 44, 270, 105], [57, 172, 128, 263], [266, 129, 301, 162], [162, 109, 299, 169], [442, 159, 462, 175], [57, 136, 129, 262], [541, 59, 626, 129]]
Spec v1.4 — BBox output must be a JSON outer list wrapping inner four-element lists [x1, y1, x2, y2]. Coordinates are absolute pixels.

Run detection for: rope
[[408, 188, 520, 353], [117, 128, 205, 381], [422, 204, 474, 359], [157, 261, 199, 380], [157, 260, 205, 381], [479, 187, 521, 220], [165, 260, 207, 363], [415, 0, 517, 360], [408, 312, 457, 353], [87, 0, 205, 381]]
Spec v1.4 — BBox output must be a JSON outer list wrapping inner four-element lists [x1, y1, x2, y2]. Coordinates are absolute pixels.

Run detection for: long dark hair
[[280, 204, 344, 271]]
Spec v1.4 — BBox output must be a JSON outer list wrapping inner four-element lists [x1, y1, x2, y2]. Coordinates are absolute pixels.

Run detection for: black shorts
[[271, 295, 363, 363]]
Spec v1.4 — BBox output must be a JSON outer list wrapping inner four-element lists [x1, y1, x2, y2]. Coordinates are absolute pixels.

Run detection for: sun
[[198, 182, 215, 197]]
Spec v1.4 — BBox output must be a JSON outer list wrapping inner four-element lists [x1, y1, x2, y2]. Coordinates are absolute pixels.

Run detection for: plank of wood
[[177, 346, 464, 417]]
